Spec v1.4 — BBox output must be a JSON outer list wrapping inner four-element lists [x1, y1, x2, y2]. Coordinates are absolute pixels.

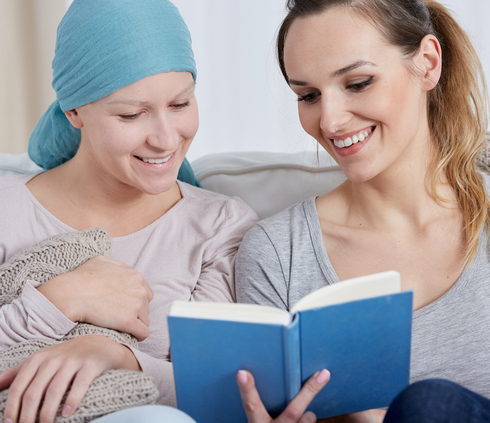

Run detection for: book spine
[[285, 315, 301, 401]]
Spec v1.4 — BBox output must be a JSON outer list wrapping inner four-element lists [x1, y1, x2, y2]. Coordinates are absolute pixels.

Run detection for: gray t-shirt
[[236, 195, 490, 398]]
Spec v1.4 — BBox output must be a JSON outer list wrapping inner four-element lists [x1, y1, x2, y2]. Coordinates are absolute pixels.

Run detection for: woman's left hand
[[0, 335, 139, 423]]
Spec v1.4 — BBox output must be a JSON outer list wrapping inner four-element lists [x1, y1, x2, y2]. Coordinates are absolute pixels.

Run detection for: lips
[[331, 127, 373, 148], [136, 154, 173, 164]]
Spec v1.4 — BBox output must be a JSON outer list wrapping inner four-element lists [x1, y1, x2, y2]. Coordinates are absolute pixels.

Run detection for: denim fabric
[[385, 379, 490, 423], [91, 405, 196, 423]]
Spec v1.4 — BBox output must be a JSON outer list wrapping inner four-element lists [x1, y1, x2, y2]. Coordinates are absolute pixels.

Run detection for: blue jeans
[[384, 379, 490, 423], [90, 405, 196, 423]]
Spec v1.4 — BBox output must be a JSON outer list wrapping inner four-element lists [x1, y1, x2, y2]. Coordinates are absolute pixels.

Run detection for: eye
[[171, 101, 190, 110], [119, 112, 143, 120], [346, 77, 374, 92], [297, 92, 321, 104]]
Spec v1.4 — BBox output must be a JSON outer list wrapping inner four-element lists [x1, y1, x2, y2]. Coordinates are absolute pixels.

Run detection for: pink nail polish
[[237, 370, 248, 385], [62, 405, 72, 417], [315, 369, 330, 384]]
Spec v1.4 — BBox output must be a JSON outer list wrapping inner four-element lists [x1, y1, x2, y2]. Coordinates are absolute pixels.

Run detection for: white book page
[[170, 301, 292, 326], [291, 271, 401, 314]]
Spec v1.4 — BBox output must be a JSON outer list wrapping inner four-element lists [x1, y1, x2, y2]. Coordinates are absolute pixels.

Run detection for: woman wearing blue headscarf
[[0, 0, 257, 422]]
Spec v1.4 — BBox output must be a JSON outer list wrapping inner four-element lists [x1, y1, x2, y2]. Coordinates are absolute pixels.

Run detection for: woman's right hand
[[237, 369, 330, 423], [37, 255, 153, 341]]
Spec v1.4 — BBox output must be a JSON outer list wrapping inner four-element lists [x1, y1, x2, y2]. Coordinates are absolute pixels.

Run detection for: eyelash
[[172, 101, 190, 109], [297, 77, 374, 104], [297, 92, 320, 104], [346, 76, 374, 92], [119, 101, 191, 120], [119, 113, 142, 120]]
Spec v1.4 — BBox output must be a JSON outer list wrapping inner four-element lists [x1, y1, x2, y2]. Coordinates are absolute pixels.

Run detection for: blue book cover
[[168, 271, 412, 423]]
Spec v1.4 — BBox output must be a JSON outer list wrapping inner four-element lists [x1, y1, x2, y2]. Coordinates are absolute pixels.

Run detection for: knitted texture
[[476, 133, 490, 175], [0, 228, 159, 422]]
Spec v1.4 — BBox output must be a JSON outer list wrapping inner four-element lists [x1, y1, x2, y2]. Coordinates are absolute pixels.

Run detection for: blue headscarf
[[28, 0, 200, 186]]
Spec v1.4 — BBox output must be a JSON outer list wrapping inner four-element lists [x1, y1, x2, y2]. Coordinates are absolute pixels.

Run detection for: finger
[[143, 280, 154, 302], [60, 365, 101, 418], [138, 308, 151, 327], [236, 370, 272, 423], [279, 369, 330, 423], [4, 360, 45, 423], [127, 319, 151, 342], [38, 367, 78, 423], [16, 360, 63, 423], [0, 365, 20, 390], [298, 411, 317, 423]]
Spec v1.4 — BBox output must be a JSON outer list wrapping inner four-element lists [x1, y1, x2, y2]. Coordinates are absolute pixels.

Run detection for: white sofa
[[0, 151, 347, 219]]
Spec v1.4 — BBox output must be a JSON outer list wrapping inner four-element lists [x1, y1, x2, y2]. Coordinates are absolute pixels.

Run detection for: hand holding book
[[168, 270, 412, 422], [237, 369, 331, 423]]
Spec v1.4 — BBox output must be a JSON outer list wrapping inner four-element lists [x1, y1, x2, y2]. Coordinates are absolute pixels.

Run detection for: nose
[[319, 93, 352, 136], [146, 112, 180, 151]]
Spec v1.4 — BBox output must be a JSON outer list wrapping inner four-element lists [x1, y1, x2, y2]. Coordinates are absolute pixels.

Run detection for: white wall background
[[2, 0, 489, 159], [172, 0, 490, 161]]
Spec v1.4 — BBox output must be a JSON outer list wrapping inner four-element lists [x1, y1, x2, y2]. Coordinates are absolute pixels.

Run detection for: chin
[[341, 166, 378, 184]]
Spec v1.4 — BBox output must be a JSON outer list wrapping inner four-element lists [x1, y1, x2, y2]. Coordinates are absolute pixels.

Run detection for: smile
[[137, 155, 173, 164], [332, 128, 373, 148]]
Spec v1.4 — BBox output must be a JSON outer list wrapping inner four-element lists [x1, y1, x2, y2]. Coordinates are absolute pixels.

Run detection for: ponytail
[[277, 0, 490, 264], [424, 0, 489, 264]]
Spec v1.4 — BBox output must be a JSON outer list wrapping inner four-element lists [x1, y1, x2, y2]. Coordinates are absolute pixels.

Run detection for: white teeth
[[333, 128, 372, 149], [140, 155, 172, 164]]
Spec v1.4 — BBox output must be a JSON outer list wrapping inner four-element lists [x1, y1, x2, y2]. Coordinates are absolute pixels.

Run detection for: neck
[[332, 133, 459, 232], [30, 156, 181, 237]]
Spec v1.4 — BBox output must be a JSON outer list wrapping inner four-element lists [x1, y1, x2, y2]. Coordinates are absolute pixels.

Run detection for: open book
[[168, 271, 413, 423]]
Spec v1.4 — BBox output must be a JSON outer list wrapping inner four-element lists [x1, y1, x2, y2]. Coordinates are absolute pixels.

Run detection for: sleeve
[[0, 280, 77, 352], [191, 197, 258, 303], [129, 347, 177, 406], [235, 223, 290, 311]]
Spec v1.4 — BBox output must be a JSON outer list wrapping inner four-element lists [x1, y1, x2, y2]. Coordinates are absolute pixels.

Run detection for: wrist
[[37, 274, 82, 322], [116, 343, 141, 371]]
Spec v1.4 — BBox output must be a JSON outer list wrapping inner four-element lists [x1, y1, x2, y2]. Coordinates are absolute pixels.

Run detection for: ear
[[415, 34, 442, 92], [64, 109, 84, 129]]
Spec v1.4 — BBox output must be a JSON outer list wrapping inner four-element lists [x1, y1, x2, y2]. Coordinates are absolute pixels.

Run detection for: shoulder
[[251, 197, 315, 239], [177, 181, 259, 235], [239, 197, 316, 256], [0, 174, 33, 190], [0, 174, 35, 209]]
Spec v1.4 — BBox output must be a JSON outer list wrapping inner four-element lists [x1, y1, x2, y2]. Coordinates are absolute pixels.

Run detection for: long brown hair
[[277, 0, 489, 265]]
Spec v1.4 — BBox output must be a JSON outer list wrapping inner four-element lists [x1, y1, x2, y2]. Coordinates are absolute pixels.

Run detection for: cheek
[[298, 105, 321, 139], [176, 106, 199, 141]]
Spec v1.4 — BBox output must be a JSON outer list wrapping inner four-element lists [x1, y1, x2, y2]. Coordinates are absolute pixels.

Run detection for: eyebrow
[[289, 60, 376, 86], [107, 82, 197, 105]]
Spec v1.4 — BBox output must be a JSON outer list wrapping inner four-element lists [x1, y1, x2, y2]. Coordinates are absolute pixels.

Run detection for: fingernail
[[6, 418, 13, 423], [62, 405, 72, 417], [237, 370, 248, 385], [315, 369, 330, 384]]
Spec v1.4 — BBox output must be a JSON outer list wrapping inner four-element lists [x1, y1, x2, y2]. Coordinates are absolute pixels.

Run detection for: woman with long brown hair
[[236, 0, 490, 421]]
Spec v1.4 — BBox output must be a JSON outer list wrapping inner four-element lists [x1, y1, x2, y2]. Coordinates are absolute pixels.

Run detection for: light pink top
[[0, 174, 258, 406]]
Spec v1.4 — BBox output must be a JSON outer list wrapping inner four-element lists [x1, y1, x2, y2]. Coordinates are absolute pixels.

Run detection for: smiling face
[[65, 71, 198, 195], [284, 7, 437, 183]]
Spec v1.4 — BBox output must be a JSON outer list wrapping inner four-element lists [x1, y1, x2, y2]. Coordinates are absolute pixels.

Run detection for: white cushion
[[0, 151, 347, 220], [192, 151, 346, 219], [0, 153, 43, 176]]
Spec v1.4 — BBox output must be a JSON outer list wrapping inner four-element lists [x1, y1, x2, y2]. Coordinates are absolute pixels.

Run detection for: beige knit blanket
[[0, 227, 159, 422]]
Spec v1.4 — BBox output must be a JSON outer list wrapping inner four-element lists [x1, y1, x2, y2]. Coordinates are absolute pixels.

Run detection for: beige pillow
[[0, 227, 159, 422]]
